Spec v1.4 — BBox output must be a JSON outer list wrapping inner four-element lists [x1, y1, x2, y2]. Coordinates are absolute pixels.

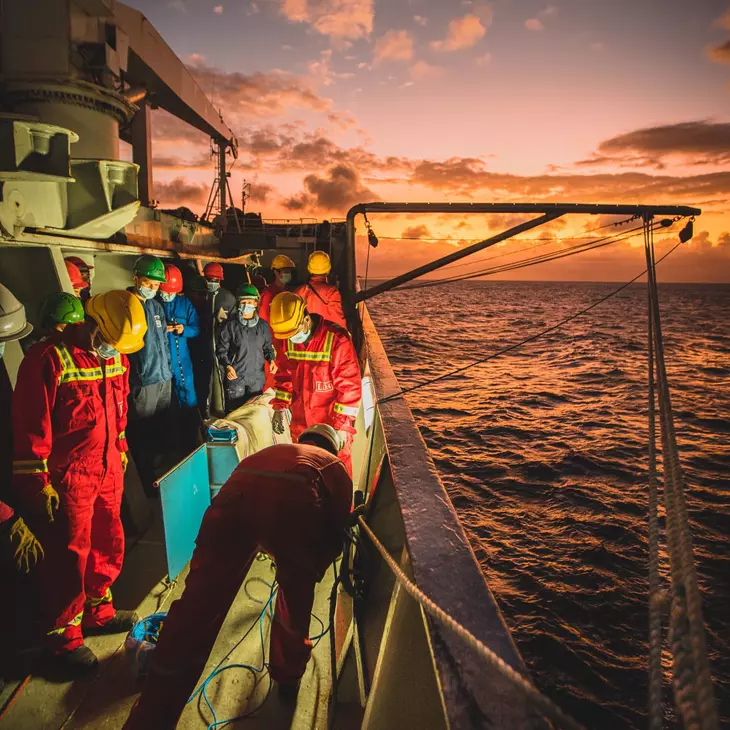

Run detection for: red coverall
[[12, 326, 130, 653], [295, 276, 347, 329], [123, 443, 352, 730], [271, 317, 361, 474], [258, 281, 286, 324]]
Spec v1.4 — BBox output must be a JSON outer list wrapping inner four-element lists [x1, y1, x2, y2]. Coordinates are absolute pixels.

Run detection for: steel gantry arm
[[347, 202, 702, 303]]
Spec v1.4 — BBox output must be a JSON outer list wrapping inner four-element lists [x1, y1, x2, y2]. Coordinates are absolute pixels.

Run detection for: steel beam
[[131, 100, 153, 207], [354, 212, 562, 303]]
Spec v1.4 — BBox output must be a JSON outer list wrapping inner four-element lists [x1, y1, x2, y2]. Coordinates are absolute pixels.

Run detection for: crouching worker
[[123, 424, 352, 729], [11, 290, 147, 675]]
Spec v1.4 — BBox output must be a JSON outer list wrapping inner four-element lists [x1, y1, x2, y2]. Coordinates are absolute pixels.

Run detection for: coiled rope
[[356, 516, 586, 730], [643, 219, 719, 730]]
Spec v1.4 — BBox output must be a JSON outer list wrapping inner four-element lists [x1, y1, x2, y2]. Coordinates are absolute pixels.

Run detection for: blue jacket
[[160, 294, 200, 408], [215, 315, 275, 398], [127, 292, 173, 388]]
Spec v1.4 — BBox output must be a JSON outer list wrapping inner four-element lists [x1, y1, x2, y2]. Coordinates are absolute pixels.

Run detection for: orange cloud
[[409, 60, 446, 81], [714, 9, 730, 30], [707, 40, 730, 64], [284, 164, 377, 212], [525, 18, 544, 31], [401, 224, 432, 239], [373, 30, 414, 64], [431, 14, 488, 52], [577, 121, 730, 169], [279, 0, 373, 40]]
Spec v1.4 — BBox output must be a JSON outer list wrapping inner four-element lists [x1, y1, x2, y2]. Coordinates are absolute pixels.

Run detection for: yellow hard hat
[[271, 254, 296, 271], [269, 292, 306, 339], [85, 290, 148, 354], [307, 251, 331, 276]]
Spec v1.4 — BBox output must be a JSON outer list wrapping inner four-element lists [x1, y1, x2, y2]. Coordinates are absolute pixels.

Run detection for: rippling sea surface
[[367, 281, 730, 729]]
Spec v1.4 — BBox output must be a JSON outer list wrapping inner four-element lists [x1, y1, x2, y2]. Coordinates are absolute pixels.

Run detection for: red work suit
[[271, 317, 361, 474], [11, 326, 130, 654], [258, 281, 286, 324], [295, 276, 347, 329], [123, 443, 352, 730]]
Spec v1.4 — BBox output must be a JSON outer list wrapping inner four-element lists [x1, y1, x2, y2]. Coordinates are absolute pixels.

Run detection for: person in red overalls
[[258, 254, 296, 324], [295, 251, 347, 329], [122, 425, 352, 729], [269, 292, 361, 475], [11, 290, 147, 675]]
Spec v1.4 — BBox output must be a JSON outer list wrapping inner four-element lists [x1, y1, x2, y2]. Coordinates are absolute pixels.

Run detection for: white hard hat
[[0, 283, 33, 342], [299, 423, 340, 454]]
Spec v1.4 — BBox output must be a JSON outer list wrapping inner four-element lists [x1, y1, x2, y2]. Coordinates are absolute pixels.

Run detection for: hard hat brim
[[272, 328, 299, 340], [0, 321, 33, 342], [117, 338, 145, 354]]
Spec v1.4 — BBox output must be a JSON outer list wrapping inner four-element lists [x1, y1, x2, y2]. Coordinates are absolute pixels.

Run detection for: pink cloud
[[373, 30, 414, 64], [525, 18, 544, 31], [409, 60, 446, 81], [279, 0, 373, 40], [431, 13, 488, 52]]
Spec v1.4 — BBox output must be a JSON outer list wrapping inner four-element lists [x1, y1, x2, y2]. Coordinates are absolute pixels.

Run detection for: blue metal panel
[[207, 443, 240, 499], [158, 445, 211, 580]]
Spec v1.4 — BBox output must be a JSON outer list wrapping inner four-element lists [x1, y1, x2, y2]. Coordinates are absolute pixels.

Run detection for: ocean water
[[367, 281, 730, 729]]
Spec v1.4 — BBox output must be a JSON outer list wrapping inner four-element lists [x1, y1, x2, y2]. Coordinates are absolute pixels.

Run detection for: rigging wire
[[398, 220, 675, 292], [378, 238, 684, 405]]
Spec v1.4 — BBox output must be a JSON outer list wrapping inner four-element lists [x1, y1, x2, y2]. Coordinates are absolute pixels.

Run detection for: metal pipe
[[122, 86, 148, 104], [353, 212, 563, 303], [218, 142, 227, 218]]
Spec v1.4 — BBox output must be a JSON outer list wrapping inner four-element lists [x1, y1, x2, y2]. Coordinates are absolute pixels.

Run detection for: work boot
[[52, 645, 98, 677], [277, 679, 301, 705], [85, 610, 139, 636]]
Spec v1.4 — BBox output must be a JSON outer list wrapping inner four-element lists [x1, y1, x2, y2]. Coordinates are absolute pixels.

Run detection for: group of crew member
[[0, 247, 363, 711]]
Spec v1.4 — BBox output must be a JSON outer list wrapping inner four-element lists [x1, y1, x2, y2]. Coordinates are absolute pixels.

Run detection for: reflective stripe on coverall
[[11, 327, 129, 653], [295, 277, 347, 329], [122, 443, 352, 730], [271, 317, 361, 474]]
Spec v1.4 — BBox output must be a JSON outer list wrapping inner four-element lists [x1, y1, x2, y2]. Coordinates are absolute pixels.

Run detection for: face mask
[[138, 285, 156, 300], [238, 303, 257, 316], [161, 292, 176, 302], [289, 328, 309, 344], [0, 342, 5, 359], [278, 272, 292, 285], [95, 340, 119, 360], [206, 281, 220, 293]]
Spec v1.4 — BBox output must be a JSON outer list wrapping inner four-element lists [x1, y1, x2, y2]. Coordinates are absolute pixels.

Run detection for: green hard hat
[[133, 254, 166, 282], [235, 283, 260, 300], [190, 275, 208, 292], [40, 292, 85, 327]]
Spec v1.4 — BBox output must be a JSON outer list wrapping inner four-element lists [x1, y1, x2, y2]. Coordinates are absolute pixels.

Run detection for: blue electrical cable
[[186, 577, 332, 729]]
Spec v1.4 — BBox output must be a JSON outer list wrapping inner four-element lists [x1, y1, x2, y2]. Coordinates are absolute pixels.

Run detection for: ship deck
[[0, 502, 357, 730]]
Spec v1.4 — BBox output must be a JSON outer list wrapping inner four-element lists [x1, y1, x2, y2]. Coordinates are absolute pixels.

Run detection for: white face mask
[[95, 340, 119, 360], [278, 272, 292, 285], [160, 292, 176, 302], [206, 281, 220, 293], [137, 285, 156, 300], [289, 328, 309, 344]]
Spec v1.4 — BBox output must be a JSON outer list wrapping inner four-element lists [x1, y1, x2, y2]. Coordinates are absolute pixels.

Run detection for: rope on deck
[[644, 219, 719, 730], [356, 516, 586, 730]]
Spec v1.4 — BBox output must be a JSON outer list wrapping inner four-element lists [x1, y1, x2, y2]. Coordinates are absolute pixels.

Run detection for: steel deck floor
[[0, 503, 343, 730]]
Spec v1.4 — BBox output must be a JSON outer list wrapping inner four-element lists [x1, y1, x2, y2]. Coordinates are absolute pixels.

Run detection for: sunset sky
[[122, 0, 730, 281]]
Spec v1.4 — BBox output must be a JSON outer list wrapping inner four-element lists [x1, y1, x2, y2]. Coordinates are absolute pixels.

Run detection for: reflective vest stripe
[[286, 331, 334, 362], [333, 402, 359, 417], [47, 610, 83, 636], [12, 458, 49, 475], [86, 587, 113, 607], [274, 389, 292, 402], [54, 345, 126, 384]]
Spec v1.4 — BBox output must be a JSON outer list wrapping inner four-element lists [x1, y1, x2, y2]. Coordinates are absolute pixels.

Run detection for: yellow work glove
[[41, 484, 60, 523], [121, 451, 129, 473], [8, 516, 44, 573]]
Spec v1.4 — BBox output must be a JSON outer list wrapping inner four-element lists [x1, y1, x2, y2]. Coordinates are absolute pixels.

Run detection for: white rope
[[356, 516, 586, 730], [644, 221, 719, 730], [647, 279, 664, 730]]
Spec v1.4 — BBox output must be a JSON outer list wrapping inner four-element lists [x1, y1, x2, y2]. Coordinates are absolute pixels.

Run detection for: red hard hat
[[203, 262, 224, 280], [160, 264, 183, 293], [64, 255, 93, 274], [65, 260, 85, 289]]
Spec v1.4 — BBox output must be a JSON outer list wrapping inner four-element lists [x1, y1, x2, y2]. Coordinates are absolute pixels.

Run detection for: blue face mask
[[278, 272, 292, 285], [0, 342, 5, 359], [206, 281, 220, 293], [138, 285, 156, 300], [160, 292, 176, 303], [95, 341, 119, 360], [238, 303, 257, 316], [289, 328, 309, 344]]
